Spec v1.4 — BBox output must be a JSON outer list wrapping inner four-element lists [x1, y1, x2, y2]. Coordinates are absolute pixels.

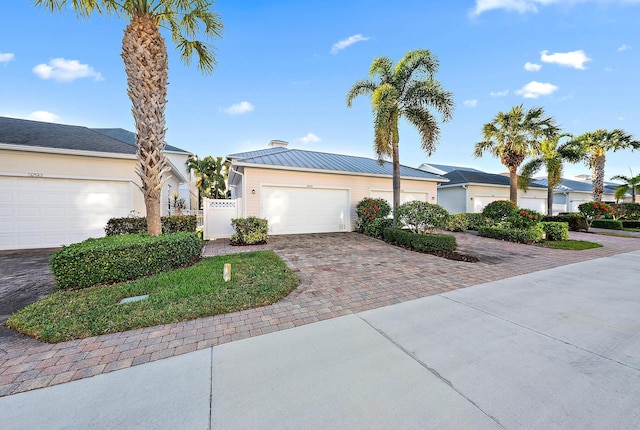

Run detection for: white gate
[[203, 198, 238, 240]]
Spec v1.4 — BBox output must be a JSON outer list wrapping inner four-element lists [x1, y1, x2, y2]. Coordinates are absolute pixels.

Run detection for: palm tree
[[518, 133, 582, 216], [611, 170, 640, 203], [474, 104, 558, 203], [568, 129, 640, 202], [36, 0, 223, 236], [186, 155, 230, 207], [346, 49, 454, 225]]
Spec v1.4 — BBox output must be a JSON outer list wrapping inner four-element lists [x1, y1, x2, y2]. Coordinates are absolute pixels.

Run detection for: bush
[[579, 201, 616, 229], [355, 197, 391, 233], [444, 213, 469, 232], [50, 232, 202, 290], [105, 215, 197, 236], [478, 224, 545, 244], [395, 201, 449, 234], [463, 213, 490, 231], [508, 208, 542, 229], [612, 203, 640, 220], [591, 219, 623, 230], [230, 217, 269, 245], [363, 217, 392, 239], [383, 228, 457, 253], [482, 200, 518, 222], [622, 220, 640, 229], [542, 215, 589, 232], [540, 222, 569, 241]]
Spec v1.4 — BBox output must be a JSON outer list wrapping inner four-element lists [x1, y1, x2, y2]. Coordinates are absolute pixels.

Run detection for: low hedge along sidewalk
[[383, 228, 457, 253], [50, 232, 202, 290]]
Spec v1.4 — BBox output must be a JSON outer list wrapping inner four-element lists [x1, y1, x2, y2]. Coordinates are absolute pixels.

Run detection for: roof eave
[[0, 143, 137, 160]]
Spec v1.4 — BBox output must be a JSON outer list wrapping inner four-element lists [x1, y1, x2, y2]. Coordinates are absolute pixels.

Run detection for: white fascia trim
[[234, 161, 449, 183], [0, 171, 139, 183], [438, 182, 546, 190], [166, 159, 187, 183], [0, 143, 136, 160]]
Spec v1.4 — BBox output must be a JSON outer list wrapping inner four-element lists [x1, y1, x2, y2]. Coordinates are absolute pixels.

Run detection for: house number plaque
[[27, 172, 44, 177]]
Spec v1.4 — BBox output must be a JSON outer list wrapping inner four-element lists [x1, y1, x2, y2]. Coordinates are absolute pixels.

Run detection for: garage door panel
[[370, 190, 429, 204], [262, 186, 349, 235]]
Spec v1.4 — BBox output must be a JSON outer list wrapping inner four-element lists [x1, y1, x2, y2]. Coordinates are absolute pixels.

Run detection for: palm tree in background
[[568, 129, 640, 202], [35, 0, 223, 235], [186, 155, 229, 207], [518, 133, 582, 216], [611, 170, 640, 203], [346, 49, 454, 225], [474, 105, 558, 203]]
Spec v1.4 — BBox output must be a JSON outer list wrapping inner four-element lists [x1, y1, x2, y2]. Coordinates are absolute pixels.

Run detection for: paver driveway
[[1, 231, 639, 397]]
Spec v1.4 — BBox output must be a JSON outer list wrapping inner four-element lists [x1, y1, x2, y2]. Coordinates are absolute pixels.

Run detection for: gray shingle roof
[[231, 148, 446, 181], [0, 117, 189, 155], [443, 169, 546, 188]]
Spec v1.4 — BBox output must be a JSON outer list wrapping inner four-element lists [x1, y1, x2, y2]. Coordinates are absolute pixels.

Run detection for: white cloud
[[617, 44, 631, 52], [540, 50, 591, 69], [472, 0, 640, 16], [33, 58, 103, 82], [331, 34, 370, 54], [298, 132, 321, 144], [516, 81, 558, 98], [222, 101, 254, 115], [524, 62, 542, 71], [490, 89, 509, 97], [27, 111, 59, 122], [463, 99, 478, 108], [0, 52, 15, 63]]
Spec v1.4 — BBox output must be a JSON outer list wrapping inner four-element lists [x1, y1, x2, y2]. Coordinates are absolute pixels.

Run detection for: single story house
[[418, 164, 548, 214], [534, 177, 621, 213], [226, 140, 447, 235], [0, 116, 194, 250]]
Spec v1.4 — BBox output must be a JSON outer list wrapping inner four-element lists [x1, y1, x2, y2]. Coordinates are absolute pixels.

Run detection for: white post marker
[[223, 263, 231, 282]]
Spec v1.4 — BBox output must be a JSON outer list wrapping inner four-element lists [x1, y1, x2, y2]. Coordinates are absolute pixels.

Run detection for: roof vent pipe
[[268, 140, 288, 148]]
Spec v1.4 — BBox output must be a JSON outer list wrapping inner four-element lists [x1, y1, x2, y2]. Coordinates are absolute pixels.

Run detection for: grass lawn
[[536, 240, 603, 250], [6, 251, 298, 343]]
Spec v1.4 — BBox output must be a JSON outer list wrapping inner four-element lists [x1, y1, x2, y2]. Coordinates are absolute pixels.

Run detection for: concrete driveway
[[1, 248, 639, 429]]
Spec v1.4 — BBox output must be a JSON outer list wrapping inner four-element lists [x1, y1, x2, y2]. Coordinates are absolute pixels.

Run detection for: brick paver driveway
[[1, 231, 639, 397]]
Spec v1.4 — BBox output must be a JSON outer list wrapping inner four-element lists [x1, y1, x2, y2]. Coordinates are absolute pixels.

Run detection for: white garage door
[[261, 186, 349, 235], [473, 196, 509, 213], [0, 176, 133, 250], [519, 197, 546, 213], [369, 190, 429, 204]]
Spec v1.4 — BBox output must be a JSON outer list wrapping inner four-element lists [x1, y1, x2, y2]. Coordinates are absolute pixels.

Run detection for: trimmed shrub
[[542, 215, 588, 232], [591, 219, 623, 230], [363, 217, 393, 239], [463, 213, 489, 231], [482, 200, 518, 222], [540, 222, 569, 241], [622, 220, 640, 229], [230, 217, 269, 245], [611, 203, 640, 220], [355, 197, 391, 233], [105, 215, 197, 236], [508, 208, 542, 229], [579, 201, 616, 229], [444, 213, 469, 232], [478, 224, 544, 244], [50, 232, 202, 290], [383, 228, 457, 253], [395, 201, 449, 234]]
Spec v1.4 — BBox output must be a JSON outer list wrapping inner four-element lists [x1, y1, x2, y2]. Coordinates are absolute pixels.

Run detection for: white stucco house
[[225, 140, 448, 235], [0, 116, 195, 250], [534, 177, 621, 213]]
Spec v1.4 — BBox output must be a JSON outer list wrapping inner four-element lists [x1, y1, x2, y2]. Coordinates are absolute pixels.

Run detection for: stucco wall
[[240, 166, 440, 229], [438, 186, 467, 214]]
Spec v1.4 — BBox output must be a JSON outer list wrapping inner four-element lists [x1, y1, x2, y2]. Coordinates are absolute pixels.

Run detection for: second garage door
[[260, 186, 349, 235]]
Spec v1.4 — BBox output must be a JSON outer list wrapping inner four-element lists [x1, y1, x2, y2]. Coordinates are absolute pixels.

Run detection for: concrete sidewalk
[[1, 250, 639, 429]]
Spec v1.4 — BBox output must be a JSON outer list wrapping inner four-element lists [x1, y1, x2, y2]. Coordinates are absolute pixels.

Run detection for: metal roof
[[535, 177, 624, 194], [420, 163, 483, 174], [442, 169, 545, 188], [231, 148, 446, 181]]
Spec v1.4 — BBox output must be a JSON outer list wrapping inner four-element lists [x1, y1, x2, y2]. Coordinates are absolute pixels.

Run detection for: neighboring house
[[226, 140, 448, 235], [424, 165, 548, 214], [534, 177, 621, 213], [0, 116, 193, 250]]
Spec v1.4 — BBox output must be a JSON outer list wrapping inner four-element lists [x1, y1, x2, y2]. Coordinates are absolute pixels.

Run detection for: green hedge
[[540, 222, 569, 241], [591, 219, 623, 230], [542, 215, 588, 232], [230, 217, 269, 245], [478, 225, 544, 244], [444, 213, 469, 232], [363, 217, 393, 239], [105, 215, 197, 236], [50, 232, 202, 290], [622, 220, 640, 229], [463, 213, 489, 231], [383, 228, 457, 253]]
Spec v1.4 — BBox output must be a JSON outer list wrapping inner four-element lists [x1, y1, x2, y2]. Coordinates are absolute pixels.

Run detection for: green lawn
[[536, 240, 603, 250], [6, 251, 298, 343]]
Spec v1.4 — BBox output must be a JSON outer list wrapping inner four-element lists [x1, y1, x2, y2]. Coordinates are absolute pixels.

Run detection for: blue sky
[[1, 0, 639, 179]]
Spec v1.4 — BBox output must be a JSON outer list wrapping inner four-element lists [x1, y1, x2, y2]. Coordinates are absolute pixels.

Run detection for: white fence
[[203, 198, 238, 240]]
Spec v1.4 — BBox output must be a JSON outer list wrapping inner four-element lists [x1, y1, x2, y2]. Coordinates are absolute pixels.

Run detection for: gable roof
[[441, 169, 546, 189], [230, 147, 447, 181], [535, 177, 623, 195], [0, 117, 190, 155], [418, 163, 482, 175]]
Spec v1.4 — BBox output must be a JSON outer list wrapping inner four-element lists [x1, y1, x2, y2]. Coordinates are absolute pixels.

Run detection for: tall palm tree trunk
[[122, 13, 170, 236], [509, 167, 518, 203], [547, 183, 554, 216], [591, 154, 606, 202], [392, 141, 400, 227]]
